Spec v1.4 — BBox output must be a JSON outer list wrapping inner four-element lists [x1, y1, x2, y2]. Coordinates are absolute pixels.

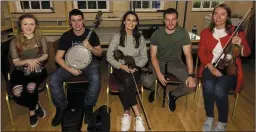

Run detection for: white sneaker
[[202, 117, 214, 132], [121, 114, 131, 131], [213, 121, 227, 131], [135, 116, 145, 131]]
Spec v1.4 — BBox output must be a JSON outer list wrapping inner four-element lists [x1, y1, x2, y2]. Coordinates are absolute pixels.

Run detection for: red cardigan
[[197, 27, 251, 94]]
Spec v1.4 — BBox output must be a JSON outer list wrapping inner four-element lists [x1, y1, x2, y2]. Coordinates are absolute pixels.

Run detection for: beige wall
[[1, 1, 12, 31], [177, 1, 253, 35], [1, 1, 254, 33]]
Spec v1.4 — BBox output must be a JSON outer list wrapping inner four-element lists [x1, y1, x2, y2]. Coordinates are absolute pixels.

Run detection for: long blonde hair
[[16, 14, 42, 51]]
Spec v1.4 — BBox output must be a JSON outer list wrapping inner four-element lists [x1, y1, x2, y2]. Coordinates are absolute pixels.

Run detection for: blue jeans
[[202, 68, 237, 123], [49, 59, 101, 109]]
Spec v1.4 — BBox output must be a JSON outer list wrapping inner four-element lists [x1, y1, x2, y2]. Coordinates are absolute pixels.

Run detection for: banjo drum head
[[65, 45, 92, 70]]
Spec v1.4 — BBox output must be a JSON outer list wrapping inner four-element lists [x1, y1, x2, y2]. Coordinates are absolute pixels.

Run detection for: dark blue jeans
[[49, 59, 101, 109], [202, 68, 237, 123]]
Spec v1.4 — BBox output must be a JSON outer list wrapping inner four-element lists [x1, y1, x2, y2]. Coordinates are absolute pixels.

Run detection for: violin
[[216, 31, 241, 75], [213, 8, 252, 76]]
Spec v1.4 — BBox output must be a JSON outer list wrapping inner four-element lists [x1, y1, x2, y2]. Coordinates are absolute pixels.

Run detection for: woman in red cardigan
[[198, 4, 251, 131]]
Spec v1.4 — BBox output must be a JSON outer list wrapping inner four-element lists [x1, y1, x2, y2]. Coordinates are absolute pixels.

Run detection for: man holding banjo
[[49, 9, 103, 126]]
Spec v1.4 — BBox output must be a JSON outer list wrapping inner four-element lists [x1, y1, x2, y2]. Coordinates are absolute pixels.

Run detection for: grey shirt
[[107, 33, 148, 69]]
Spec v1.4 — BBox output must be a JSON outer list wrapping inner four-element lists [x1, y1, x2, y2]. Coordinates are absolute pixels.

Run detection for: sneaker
[[84, 106, 93, 124], [121, 114, 131, 131], [167, 92, 177, 112], [202, 117, 214, 132], [35, 102, 46, 119], [29, 114, 38, 127], [135, 116, 145, 131], [148, 91, 155, 103], [51, 107, 66, 126], [213, 121, 227, 131]]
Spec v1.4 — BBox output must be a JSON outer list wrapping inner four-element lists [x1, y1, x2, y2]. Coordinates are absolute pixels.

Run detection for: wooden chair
[[106, 65, 143, 108], [153, 62, 188, 109], [51, 39, 89, 100], [5, 55, 51, 126]]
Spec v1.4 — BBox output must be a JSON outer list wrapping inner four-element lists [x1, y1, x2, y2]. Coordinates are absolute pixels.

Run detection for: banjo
[[65, 11, 103, 70]]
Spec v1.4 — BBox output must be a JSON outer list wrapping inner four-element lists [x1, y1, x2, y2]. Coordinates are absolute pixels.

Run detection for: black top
[[58, 28, 100, 59]]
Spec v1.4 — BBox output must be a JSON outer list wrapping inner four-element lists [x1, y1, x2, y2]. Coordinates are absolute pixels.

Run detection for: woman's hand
[[232, 36, 242, 46], [120, 64, 131, 73], [130, 68, 137, 73], [26, 59, 41, 72], [209, 67, 223, 77]]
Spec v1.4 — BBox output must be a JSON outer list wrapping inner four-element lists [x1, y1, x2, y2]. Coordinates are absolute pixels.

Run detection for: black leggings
[[113, 69, 140, 111], [10, 69, 47, 110]]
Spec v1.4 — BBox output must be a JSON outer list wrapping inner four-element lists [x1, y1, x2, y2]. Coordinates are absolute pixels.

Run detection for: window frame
[[192, 1, 224, 11], [73, 1, 110, 12], [131, 1, 164, 12], [16, 1, 53, 12]]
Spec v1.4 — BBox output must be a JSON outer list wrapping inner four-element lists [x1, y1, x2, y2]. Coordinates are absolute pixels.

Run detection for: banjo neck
[[84, 10, 103, 42], [85, 23, 97, 42]]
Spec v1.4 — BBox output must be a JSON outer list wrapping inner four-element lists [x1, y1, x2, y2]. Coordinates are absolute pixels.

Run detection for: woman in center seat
[[107, 11, 148, 131]]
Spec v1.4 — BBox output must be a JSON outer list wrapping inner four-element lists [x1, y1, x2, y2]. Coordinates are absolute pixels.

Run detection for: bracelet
[[188, 73, 195, 78]]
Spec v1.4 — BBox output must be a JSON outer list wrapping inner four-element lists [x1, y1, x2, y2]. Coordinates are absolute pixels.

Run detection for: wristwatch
[[188, 73, 195, 78]]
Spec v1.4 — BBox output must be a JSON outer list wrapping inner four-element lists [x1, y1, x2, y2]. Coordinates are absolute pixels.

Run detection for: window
[[132, 1, 164, 11], [192, 1, 223, 11], [73, 1, 109, 12], [16, 1, 53, 12]]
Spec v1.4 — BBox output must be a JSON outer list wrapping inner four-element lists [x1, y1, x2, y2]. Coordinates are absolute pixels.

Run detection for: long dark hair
[[209, 4, 232, 34], [119, 11, 140, 48]]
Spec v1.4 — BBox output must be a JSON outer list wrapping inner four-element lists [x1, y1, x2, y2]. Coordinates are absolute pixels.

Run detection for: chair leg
[[64, 82, 67, 95], [232, 93, 239, 120], [154, 80, 158, 105], [193, 79, 201, 107], [193, 79, 202, 111], [185, 94, 188, 110], [5, 93, 14, 126], [106, 84, 110, 113], [141, 85, 144, 102], [163, 85, 166, 107], [46, 83, 53, 107]]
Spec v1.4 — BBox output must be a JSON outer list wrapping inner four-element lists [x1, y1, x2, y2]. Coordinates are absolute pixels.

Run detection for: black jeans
[[10, 68, 48, 110], [113, 68, 140, 111], [202, 68, 237, 123]]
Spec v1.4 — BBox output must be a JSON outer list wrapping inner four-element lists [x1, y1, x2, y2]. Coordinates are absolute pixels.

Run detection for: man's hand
[[157, 73, 167, 86], [186, 77, 196, 88], [69, 68, 82, 76], [83, 40, 93, 51]]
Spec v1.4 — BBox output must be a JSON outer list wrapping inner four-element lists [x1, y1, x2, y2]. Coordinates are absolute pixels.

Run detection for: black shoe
[[35, 102, 46, 119], [29, 114, 38, 127], [167, 92, 177, 112], [51, 107, 66, 126], [148, 91, 155, 103], [84, 106, 93, 124]]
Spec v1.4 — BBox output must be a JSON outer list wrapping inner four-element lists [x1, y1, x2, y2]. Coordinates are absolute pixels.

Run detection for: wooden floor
[[1, 54, 255, 131]]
